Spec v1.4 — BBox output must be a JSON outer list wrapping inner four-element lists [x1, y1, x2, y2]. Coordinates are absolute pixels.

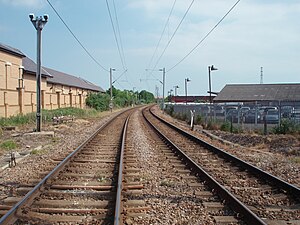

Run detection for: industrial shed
[[214, 84, 300, 106]]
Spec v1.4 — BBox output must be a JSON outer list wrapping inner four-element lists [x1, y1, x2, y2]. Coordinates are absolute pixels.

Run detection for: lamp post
[[159, 68, 166, 111], [173, 85, 179, 96], [173, 85, 179, 104], [110, 68, 115, 112], [29, 13, 48, 132], [208, 65, 218, 120], [208, 65, 218, 104], [185, 78, 191, 105]]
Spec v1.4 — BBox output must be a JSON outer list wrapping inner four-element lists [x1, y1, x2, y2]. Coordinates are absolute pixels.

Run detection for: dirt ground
[[210, 130, 300, 156]]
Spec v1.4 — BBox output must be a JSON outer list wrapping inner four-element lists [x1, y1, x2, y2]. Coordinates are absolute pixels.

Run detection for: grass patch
[[290, 157, 300, 164], [97, 176, 107, 183], [160, 179, 175, 187], [0, 107, 100, 127], [30, 149, 48, 155], [52, 137, 60, 143], [0, 140, 17, 151]]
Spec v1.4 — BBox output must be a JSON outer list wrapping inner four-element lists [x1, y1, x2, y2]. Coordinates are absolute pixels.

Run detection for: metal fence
[[164, 102, 300, 130]]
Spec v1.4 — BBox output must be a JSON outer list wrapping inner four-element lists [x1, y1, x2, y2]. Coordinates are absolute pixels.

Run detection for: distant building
[[0, 43, 104, 118], [170, 95, 214, 103], [214, 84, 300, 106]]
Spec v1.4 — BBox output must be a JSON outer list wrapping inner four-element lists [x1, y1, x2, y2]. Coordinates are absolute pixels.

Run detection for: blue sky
[[1, 0, 300, 96]]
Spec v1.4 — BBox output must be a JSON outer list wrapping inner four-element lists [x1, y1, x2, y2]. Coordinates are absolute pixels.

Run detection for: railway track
[[140, 108, 246, 224], [144, 106, 300, 225], [0, 109, 139, 224], [0, 105, 299, 224]]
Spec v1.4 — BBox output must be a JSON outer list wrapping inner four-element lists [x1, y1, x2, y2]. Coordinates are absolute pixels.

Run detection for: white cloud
[[0, 0, 45, 8]]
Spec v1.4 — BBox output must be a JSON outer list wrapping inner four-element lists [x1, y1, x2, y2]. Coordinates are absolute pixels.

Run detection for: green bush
[[220, 121, 240, 133], [165, 105, 174, 116], [86, 93, 110, 111], [195, 115, 202, 125], [220, 121, 231, 132], [273, 119, 300, 134]]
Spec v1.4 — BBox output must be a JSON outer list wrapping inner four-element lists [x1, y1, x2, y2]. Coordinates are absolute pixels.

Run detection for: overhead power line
[[106, 0, 127, 71], [46, 0, 108, 72], [146, 0, 177, 71], [112, 0, 127, 70], [168, 0, 241, 72], [151, 0, 195, 72]]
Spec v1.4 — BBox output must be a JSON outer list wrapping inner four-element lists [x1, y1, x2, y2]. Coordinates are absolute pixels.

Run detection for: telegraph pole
[[109, 68, 115, 112], [29, 13, 48, 132], [161, 68, 165, 110]]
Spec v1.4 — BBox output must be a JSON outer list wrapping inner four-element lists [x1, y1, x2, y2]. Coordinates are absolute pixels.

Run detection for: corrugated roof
[[45, 67, 105, 92], [214, 84, 300, 102], [23, 57, 53, 78], [0, 43, 26, 57]]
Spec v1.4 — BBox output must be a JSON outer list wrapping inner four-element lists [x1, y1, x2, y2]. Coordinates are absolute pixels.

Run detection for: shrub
[[220, 121, 231, 132], [195, 115, 202, 125], [165, 105, 174, 116], [86, 93, 110, 111], [273, 119, 300, 134], [220, 121, 240, 133]]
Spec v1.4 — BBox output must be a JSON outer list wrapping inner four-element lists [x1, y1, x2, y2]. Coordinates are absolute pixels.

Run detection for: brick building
[[0, 43, 104, 118]]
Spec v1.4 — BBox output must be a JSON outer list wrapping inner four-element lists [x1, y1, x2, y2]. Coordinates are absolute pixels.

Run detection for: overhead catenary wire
[[106, 0, 127, 71], [112, 0, 127, 70], [112, 69, 128, 84], [167, 0, 241, 72], [151, 0, 195, 72], [146, 0, 177, 72], [46, 0, 108, 72]]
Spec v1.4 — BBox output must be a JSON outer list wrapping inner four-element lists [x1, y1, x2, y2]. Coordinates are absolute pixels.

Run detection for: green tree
[[139, 90, 155, 103], [86, 92, 110, 111]]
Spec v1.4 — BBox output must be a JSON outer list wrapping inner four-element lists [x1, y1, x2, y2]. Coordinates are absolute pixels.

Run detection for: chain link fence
[[164, 102, 300, 133]]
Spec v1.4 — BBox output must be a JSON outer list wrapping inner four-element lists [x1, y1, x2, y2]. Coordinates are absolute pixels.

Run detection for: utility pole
[[260, 67, 263, 84], [155, 85, 159, 103], [185, 78, 191, 105], [173, 85, 179, 104], [159, 68, 166, 111], [110, 68, 115, 112], [29, 13, 48, 132]]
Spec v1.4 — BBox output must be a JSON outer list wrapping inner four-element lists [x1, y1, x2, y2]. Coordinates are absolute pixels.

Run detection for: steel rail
[[0, 109, 132, 225], [149, 108, 300, 198], [143, 108, 266, 225], [114, 115, 130, 225]]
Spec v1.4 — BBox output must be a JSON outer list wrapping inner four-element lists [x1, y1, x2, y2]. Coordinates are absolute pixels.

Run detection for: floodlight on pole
[[29, 13, 48, 132], [208, 65, 218, 120], [185, 78, 191, 105], [208, 65, 218, 105], [173, 85, 179, 104]]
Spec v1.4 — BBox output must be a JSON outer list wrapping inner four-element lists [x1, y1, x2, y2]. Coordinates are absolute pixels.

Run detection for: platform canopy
[[214, 84, 300, 103]]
